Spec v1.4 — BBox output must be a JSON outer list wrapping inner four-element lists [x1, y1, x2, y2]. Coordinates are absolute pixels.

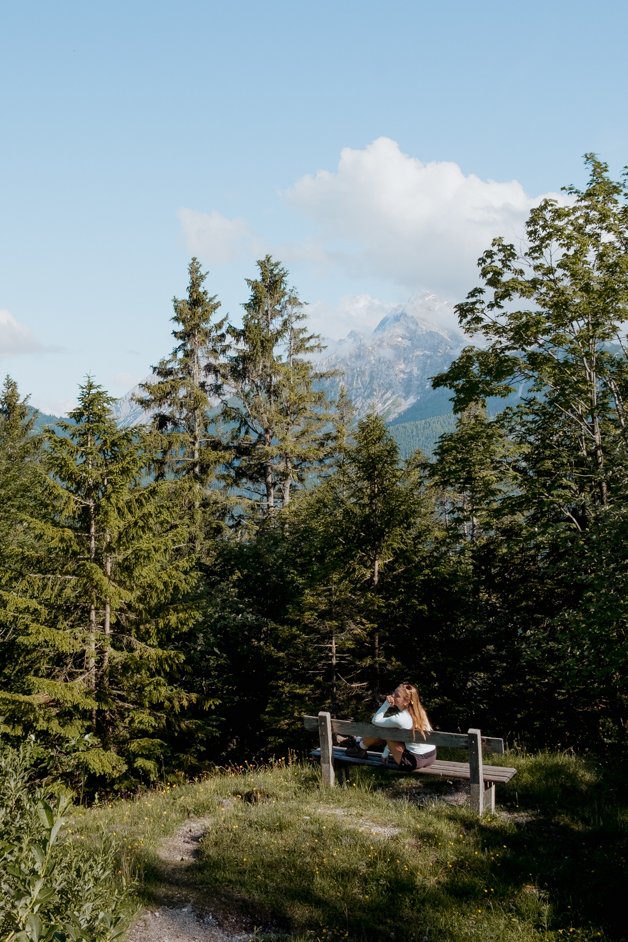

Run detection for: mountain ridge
[[108, 302, 463, 428]]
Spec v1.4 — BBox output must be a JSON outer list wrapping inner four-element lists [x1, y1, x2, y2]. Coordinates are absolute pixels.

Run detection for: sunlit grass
[[72, 753, 625, 941]]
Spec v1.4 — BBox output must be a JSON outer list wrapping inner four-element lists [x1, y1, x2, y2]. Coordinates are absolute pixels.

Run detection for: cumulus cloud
[[0, 309, 49, 355], [284, 137, 563, 300], [178, 208, 260, 264]]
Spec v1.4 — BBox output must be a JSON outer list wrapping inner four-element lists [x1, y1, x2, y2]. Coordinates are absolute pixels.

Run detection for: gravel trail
[[125, 816, 257, 942]]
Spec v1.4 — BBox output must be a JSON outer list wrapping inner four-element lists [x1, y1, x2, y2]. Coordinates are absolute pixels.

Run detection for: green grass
[[74, 752, 627, 942]]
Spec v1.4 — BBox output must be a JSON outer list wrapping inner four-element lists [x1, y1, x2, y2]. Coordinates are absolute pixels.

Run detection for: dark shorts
[[397, 747, 437, 770]]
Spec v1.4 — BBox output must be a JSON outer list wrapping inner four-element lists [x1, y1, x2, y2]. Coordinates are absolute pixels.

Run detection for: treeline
[[0, 156, 626, 796]]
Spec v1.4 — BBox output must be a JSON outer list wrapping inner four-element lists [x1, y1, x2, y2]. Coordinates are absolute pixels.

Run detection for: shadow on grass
[[127, 755, 626, 942], [390, 752, 628, 941], [491, 754, 627, 940]]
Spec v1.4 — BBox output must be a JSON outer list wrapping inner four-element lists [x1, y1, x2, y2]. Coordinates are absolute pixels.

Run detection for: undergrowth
[[0, 744, 132, 942]]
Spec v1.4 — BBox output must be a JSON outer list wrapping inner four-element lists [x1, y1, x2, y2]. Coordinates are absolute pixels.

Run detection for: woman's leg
[[361, 737, 384, 749], [382, 742, 438, 769], [345, 736, 384, 757], [392, 747, 437, 770], [385, 740, 406, 764]]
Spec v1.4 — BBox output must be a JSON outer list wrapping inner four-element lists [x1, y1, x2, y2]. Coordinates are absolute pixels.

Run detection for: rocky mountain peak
[[112, 301, 464, 427], [316, 303, 463, 421]]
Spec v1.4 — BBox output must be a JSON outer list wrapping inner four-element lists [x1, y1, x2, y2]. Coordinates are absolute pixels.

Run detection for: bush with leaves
[[0, 744, 131, 942]]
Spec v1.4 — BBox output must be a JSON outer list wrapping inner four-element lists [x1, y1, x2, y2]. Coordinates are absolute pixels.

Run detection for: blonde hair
[[398, 683, 431, 739]]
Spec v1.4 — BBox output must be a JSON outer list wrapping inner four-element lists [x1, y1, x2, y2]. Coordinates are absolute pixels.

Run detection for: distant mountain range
[[111, 298, 464, 429], [32, 300, 467, 457], [316, 302, 463, 423]]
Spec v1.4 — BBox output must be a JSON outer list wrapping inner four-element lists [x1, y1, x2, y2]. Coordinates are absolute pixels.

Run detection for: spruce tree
[[222, 255, 336, 523], [287, 415, 430, 710], [0, 376, 45, 563], [0, 377, 49, 720], [1, 378, 195, 786], [430, 402, 517, 543], [136, 257, 228, 549]]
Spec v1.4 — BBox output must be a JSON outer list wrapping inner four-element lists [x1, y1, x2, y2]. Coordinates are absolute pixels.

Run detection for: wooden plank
[[468, 728, 484, 815], [310, 748, 516, 783], [418, 762, 515, 783], [303, 716, 505, 754], [318, 711, 335, 788]]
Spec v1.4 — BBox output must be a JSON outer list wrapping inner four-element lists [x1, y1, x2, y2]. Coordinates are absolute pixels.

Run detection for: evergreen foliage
[[279, 415, 438, 720], [1, 158, 626, 789], [136, 257, 228, 552], [0, 379, 195, 788], [221, 255, 337, 522], [388, 412, 457, 458], [0, 377, 46, 567]]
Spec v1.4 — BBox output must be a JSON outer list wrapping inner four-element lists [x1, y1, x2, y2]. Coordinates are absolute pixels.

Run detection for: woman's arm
[[371, 701, 413, 730]]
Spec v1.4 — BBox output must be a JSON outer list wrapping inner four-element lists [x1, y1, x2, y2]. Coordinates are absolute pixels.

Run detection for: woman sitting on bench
[[347, 682, 436, 770]]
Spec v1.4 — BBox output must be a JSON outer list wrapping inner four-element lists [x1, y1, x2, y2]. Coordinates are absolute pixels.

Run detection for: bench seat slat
[[310, 747, 516, 784]]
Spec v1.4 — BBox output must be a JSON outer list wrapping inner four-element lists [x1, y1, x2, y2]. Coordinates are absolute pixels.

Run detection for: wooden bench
[[304, 712, 517, 816]]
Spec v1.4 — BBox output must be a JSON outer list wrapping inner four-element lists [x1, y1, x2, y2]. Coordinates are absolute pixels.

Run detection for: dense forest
[[0, 156, 626, 797]]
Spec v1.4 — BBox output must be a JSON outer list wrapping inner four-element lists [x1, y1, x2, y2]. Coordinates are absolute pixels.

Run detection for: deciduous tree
[[431, 155, 628, 747]]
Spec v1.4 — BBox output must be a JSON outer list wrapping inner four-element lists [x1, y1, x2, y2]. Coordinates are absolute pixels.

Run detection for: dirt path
[[123, 784, 474, 940], [125, 816, 256, 942]]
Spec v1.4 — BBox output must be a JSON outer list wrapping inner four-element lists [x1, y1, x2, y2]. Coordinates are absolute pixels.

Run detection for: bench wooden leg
[[470, 783, 483, 815], [468, 728, 484, 815], [484, 782, 496, 814], [318, 711, 335, 788]]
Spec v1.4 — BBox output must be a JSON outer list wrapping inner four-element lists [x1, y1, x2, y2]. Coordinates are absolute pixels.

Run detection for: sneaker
[[337, 735, 358, 747]]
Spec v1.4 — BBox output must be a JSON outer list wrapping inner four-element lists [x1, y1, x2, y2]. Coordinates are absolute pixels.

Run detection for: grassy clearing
[[74, 752, 627, 942]]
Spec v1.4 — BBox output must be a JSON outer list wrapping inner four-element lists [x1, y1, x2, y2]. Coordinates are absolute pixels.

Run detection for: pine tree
[[430, 402, 517, 543], [136, 257, 228, 549], [0, 377, 49, 721], [222, 255, 336, 523], [1, 379, 195, 786], [0, 376, 45, 562], [286, 415, 431, 709]]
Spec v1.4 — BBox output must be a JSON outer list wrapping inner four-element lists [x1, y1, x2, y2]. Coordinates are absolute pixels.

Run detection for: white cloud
[[178, 208, 260, 264], [0, 309, 48, 355], [178, 139, 567, 339], [308, 292, 460, 341], [284, 137, 563, 300], [308, 294, 397, 339]]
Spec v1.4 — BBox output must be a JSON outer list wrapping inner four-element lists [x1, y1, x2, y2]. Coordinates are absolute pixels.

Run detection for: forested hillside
[[0, 158, 626, 798], [388, 413, 457, 457]]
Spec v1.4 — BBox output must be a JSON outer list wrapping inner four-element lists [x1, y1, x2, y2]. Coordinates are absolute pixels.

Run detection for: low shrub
[[0, 744, 132, 942]]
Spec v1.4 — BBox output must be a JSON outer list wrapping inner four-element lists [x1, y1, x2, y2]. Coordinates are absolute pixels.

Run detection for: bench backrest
[[302, 715, 505, 754]]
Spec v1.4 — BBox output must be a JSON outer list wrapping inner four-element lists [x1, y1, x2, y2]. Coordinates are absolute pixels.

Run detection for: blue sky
[[1, 0, 626, 414]]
